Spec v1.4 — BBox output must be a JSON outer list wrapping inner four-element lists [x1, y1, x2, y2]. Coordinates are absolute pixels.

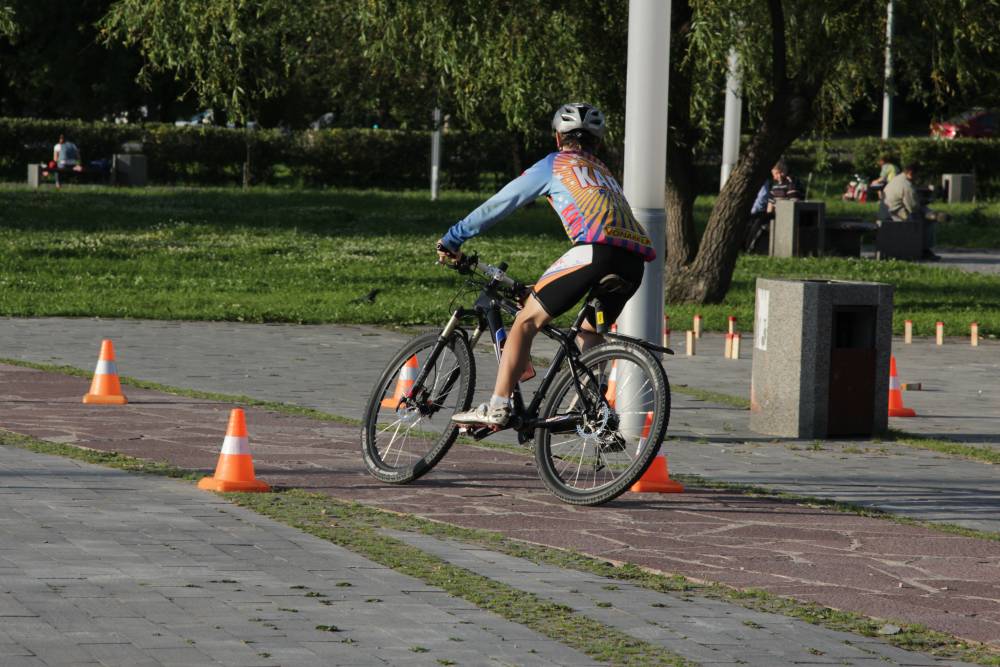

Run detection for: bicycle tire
[[361, 330, 475, 484], [534, 342, 670, 506]]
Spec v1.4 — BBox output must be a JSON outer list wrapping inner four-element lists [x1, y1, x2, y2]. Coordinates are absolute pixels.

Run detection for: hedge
[[2, 117, 999, 196], [783, 136, 1000, 197], [0, 117, 521, 189]]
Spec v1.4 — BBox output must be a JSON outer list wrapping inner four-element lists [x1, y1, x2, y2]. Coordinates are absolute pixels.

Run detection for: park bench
[[27, 163, 105, 188], [27, 153, 147, 188], [825, 218, 878, 257], [758, 202, 875, 259], [875, 219, 924, 260]]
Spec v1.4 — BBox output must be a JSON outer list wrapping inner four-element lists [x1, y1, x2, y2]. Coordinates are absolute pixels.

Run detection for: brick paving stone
[[0, 445, 596, 666], [0, 318, 998, 662], [1, 317, 995, 531], [383, 529, 979, 667]]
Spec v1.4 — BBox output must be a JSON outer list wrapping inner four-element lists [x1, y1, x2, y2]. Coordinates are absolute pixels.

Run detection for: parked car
[[175, 109, 214, 127], [310, 112, 335, 130], [930, 108, 997, 139]]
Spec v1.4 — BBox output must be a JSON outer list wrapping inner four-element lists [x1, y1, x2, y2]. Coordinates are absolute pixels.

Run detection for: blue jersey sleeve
[[750, 182, 770, 215], [440, 154, 554, 251]]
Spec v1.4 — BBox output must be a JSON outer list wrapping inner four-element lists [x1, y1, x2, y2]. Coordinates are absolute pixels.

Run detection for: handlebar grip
[[497, 262, 508, 272]]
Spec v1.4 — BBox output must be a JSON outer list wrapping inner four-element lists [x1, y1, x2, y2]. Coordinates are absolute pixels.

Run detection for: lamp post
[[881, 0, 894, 139], [618, 0, 672, 348], [430, 107, 442, 200], [720, 49, 742, 189]]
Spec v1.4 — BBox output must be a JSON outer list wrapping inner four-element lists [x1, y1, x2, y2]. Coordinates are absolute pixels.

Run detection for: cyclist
[[437, 102, 656, 427]]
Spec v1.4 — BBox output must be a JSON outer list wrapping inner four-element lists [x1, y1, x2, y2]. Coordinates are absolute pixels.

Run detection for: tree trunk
[[666, 83, 817, 303], [242, 133, 253, 190], [663, 0, 698, 274], [509, 133, 524, 178]]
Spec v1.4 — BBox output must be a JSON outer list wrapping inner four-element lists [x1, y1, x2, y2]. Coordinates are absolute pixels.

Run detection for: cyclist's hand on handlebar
[[436, 240, 463, 266]]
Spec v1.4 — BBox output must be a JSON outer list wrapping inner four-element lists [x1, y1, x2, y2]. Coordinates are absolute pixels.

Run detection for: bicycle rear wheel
[[535, 342, 669, 506], [361, 330, 475, 484]]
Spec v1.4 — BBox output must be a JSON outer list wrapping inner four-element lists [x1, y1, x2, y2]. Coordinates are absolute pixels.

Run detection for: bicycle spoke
[[363, 331, 473, 484], [382, 419, 405, 463], [536, 342, 669, 504]]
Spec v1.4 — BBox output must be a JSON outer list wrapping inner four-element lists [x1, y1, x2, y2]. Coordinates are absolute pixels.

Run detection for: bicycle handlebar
[[447, 253, 524, 296]]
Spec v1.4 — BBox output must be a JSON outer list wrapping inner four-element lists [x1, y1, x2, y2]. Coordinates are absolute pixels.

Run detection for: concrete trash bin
[[27, 163, 43, 188], [749, 278, 894, 438], [770, 200, 825, 257], [941, 173, 974, 203], [113, 153, 148, 187]]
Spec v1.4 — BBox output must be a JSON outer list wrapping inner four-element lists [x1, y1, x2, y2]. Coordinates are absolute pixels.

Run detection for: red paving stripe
[[1, 363, 998, 649]]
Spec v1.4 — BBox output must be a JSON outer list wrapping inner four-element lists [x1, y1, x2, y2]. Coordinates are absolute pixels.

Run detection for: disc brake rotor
[[576, 402, 611, 443]]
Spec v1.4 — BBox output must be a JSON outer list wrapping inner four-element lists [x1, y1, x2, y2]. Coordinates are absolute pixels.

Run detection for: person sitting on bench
[[745, 159, 804, 252], [880, 163, 942, 262], [46, 134, 83, 188]]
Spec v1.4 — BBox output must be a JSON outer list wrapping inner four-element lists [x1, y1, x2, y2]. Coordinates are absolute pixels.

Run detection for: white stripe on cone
[[220, 435, 251, 456], [889, 374, 901, 390], [94, 360, 118, 375]]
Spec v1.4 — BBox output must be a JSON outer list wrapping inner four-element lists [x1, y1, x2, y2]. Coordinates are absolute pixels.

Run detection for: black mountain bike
[[361, 254, 672, 506]]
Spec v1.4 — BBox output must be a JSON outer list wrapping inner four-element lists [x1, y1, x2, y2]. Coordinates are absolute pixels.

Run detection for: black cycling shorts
[[531, 244, 645, 326]]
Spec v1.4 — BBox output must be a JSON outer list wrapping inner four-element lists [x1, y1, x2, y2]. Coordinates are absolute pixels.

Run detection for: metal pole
[[430, 107, 442, 201], [619, 0, 671, 349], [881, 0, 894, 139], [720, 49, 742, 189]]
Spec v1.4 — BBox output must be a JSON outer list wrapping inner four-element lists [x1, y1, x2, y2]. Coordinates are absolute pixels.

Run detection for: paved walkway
[[859, 248, 1000, 276], [2, 318, 997, 531], [0, 442, 976, 666], [0, 320, 1000, 656], [936, 248, 1000, 275], [0, 445, 595, 666]]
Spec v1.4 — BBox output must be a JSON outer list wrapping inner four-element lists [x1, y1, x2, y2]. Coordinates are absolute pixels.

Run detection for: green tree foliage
[[0, 0, 161, 119], [663, 0, 1000, 302], [355, 1, 628, 142], [99, 1, 441, 130], [100, 0, 325, 125], [893, 0, 1000, 114], [0, 3, 15, 38], [96, 0, 1000, 300]]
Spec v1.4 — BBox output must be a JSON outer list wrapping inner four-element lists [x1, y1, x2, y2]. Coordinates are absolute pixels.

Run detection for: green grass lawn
[[0, 184, 997, 337]]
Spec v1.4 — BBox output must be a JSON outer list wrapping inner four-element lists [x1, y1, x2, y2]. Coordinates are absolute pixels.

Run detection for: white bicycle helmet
[[551, 102, 606, 139]]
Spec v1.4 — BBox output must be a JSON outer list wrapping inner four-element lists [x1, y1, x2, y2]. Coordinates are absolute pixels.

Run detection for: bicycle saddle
[[590, 274, 634, 298], [588, 274, 635, 334]]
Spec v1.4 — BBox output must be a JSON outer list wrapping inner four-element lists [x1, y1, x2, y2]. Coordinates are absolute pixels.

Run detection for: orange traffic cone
[[631, 412, 684, 493], [604, 360, 618, 408], [198, 409, 270, 492], [381, 355, 419, 410], [888, 356, 916, 417], [82, 339, 127, 405]]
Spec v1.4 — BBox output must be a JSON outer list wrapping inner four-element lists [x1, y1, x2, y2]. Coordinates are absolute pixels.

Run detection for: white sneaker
[[451, 402, 511, 427]]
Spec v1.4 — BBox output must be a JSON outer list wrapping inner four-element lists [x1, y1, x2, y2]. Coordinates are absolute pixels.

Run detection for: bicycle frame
[[406, 278, 603, 445]]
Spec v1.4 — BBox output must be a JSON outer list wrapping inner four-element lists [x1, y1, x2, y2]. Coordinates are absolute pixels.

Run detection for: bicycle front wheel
[[361, 330, 475, 484], [535, 342, 670, 506]]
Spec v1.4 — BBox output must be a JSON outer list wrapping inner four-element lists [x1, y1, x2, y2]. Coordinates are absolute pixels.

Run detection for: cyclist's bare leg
[[577, 321, 604, 352], [494, 296, 551, 399]]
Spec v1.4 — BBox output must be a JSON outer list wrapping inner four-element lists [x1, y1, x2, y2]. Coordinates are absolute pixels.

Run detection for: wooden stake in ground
[[662, 315, 670, 348], [731, 333, 741, 360], [971, 322, 979, 347], [693, 315, 702, 339], [686, 330, 696, 356], [728, 316, 736, 335], [904, 320, 912, 344], [724, 333, 733, 359], [936, 321, 944, 346]]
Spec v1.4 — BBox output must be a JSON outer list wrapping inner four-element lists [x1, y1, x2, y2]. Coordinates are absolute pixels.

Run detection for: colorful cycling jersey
[[440, 150, 656, 262]]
